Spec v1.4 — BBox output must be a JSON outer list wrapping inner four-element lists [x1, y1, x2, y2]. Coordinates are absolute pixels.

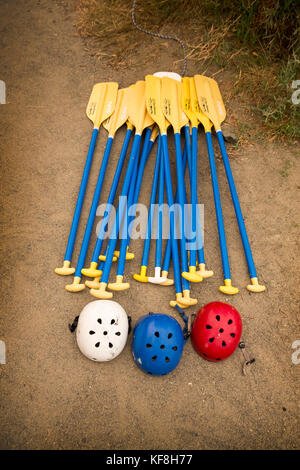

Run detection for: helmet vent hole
[[222, 341, 227, 347], [154, 331, 160, 338], [172, 346, 177, 351], [89, 330, 95, 335], [109, 343, 113, 348], [111, 319, 115, 324], [97, 318, 102, 324], [206, 325, 212, 329], [165, 357, 170, 362], [203, 353, 207, 357], [115, 331, 121, 336], [219, 328, 224, 333], [95, 342, 100, 348], [146, 344, 152, 348], [216, 358, 221, 361], [160, 345, 165, 349], [152, 356, 157, 361], [168, 333, 173, 339], [103, 331, 108, 335], [230, 333, 236, 338], [209, 337, 214, 343], [216, 315, 220, 321], [228, 319, 233, 325]]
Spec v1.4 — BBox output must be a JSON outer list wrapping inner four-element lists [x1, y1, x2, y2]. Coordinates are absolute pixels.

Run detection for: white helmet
[[73, 300, 130, 362]]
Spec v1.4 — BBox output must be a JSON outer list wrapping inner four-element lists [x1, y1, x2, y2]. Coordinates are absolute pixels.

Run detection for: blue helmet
[[132, 313, 186, 375]]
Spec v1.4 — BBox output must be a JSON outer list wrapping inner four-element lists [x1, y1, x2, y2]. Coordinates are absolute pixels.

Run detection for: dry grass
[[75, 0, 300, 140], [75, 0, 200, 65]]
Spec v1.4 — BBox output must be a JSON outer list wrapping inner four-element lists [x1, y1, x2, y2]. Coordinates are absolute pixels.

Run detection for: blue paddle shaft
[[74, 136, 114, 278], [133, 129, 152, 204], [64, 128, 98, 262], [117, 128, 152, 276], [162, 144, 188, 273], [91, 127, 132, 263], [155, 141, 164, 268], [141, 138, 161, 267], [190, 126, 198, 267], [184, 126, 205, 265], [217, 130, 257, 278], [206, 131, 231, 280], [116, 138, 140, 276], [125, 137, 155, 255], [100, 133, 142, 284], [174, 132, 190, 291], [161, 134, 182, 295]]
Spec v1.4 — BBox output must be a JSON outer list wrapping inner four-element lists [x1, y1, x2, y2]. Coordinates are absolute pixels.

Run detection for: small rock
[[222, 124, 238, 144]]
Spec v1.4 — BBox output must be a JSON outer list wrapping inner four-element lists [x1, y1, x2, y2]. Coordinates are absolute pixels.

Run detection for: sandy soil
[[0, 0, 299, 450]]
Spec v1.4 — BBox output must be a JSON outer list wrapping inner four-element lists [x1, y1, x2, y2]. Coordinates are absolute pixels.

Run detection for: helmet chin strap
[[174, 305, 191, 341], [239, 342, 255, 376], [69, 316, 79, 333], [128, 316, 132, 335]]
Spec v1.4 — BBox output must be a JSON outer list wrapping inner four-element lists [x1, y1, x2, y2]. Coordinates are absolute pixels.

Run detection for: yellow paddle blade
[[209, 77, 226, 125], [182, 77, 198, 128], [161, 77, 188, 134], [189, 77, 212, 133], [103, 88, 129, 137], [145, 75, 168, 134], [86, 82, 118, 129], [128, 81, 154, 134], [194, 75, 226, 131]]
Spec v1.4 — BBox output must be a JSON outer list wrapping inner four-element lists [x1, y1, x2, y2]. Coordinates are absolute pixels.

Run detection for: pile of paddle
[[55, 73, 265, 309]]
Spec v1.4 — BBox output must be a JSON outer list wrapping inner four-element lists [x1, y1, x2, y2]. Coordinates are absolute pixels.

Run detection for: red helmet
[[191, 302, 242, 362]]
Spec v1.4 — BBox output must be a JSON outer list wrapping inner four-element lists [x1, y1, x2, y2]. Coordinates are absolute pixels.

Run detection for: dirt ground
[[0, 0, 299, 450]]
